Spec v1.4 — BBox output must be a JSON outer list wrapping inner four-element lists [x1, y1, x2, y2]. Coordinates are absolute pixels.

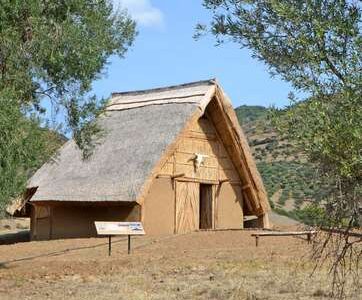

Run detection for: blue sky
[[92, 0, 294, 108]]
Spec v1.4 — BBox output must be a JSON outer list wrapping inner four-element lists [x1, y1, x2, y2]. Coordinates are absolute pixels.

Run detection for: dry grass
[[0, 230, 360, 299]]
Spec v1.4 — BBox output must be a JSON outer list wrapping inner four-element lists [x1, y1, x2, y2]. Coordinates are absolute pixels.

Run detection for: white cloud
[[113, 0, 164, 28]]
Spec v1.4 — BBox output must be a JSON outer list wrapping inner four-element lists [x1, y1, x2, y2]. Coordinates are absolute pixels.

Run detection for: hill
[[235, 105, 326, 222]]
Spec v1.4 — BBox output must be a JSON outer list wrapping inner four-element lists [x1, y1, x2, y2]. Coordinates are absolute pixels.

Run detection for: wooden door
[[175, 181, 199, 233]]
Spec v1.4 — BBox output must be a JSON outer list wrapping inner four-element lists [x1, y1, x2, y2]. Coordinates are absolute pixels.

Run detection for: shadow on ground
[[0, 230, 30, 245], [0, 236, 131, 267]]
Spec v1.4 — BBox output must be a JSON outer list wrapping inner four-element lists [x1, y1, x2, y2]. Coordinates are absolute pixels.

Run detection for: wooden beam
[[176, 177, 219, 185], [251, 231, 316, 237], [156, 173, 185, 179], [171, 173, 185, 179], [241, 184, 251, 190], [251, 231, 317, 247], [219, 179, 230, 184]]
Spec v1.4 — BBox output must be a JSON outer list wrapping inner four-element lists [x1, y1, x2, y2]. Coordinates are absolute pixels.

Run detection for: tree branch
[[316, 34, 347, 86]]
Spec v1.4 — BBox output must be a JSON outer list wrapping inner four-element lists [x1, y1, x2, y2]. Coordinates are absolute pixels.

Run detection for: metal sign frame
[[94, 222, 145, 255]]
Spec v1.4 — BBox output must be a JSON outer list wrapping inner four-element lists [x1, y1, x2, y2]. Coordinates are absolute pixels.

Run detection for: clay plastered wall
[[216, 183, 243, 229], [158, 113, 244, 231], [159, 115, 240, 183], [30, 205, 51, 240], [143, 177, 175, 235], [32, 203, 140, 240]]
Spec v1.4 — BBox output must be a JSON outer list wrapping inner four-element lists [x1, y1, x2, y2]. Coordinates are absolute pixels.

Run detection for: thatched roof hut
[[14, 79, 270, 239]]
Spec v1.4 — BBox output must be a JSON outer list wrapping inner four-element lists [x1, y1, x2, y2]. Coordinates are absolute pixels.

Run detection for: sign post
[[128, 235, 131, 254], [95, 222, 145, 256], [109, 235, 112, 256]]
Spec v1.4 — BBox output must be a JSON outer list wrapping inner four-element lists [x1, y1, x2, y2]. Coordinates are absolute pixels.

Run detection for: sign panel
[[95, 221, 145, 236]]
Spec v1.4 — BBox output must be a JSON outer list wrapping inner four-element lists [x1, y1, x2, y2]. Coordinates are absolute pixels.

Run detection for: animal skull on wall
[[193, 153, 209, 171]]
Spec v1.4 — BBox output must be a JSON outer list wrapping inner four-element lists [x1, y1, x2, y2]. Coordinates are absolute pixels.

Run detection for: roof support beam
[[171, 173, 185, 179]]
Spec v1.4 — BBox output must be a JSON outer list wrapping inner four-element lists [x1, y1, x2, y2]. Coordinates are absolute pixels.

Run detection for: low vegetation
[[236, 105, 330, 224]]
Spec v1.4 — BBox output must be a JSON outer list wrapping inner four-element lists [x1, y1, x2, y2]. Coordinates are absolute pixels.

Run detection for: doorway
[[199, 184, 214, 229]]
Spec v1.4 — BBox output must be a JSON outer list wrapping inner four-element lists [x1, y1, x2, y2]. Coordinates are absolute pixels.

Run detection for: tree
[[198, 0, 361, 298], [0, 97, 65, 216], [0, 1, 136, 212]]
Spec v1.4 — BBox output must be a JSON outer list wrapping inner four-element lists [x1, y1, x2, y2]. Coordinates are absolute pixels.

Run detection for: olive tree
[[197, 0, 361, 297], [0, 0, 136, 212]]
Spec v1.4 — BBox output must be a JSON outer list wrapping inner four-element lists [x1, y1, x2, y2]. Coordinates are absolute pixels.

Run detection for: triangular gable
[[135, 81, 270, 216]]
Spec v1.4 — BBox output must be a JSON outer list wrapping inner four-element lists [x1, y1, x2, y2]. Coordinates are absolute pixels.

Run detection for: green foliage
[[276, 93, 362, 182], [257, 161, 329, 209], [0, 1, 136, 131], [275, 203, 346, 227], [273, 91, 361, 226], [0, 95, 64, 216], [295, 204, 327, 226], [235, 105, 268, 124], [235, 105, 324, 211], [0, 1, 136, 212], [203, 7, 361, 290], [66, 96, 107, 159], [201, 0, 361, 230], [199, 0, 360, 94]]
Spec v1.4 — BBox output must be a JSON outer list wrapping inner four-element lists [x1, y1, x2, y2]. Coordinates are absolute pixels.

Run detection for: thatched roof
[[27, 79, 270, 215], [29, 80, 213, 202]]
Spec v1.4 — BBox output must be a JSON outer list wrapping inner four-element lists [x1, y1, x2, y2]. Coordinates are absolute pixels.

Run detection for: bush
[[295, 204, 326, 226]]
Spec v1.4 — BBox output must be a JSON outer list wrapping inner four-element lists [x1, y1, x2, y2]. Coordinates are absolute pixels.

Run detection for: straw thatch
[[29, 81, 212, 202], [27, 79, 270, 216]]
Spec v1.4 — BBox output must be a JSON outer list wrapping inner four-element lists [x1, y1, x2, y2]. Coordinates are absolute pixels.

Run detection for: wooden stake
[[108, 235, 112, 256], [128, 235, 131, 254]]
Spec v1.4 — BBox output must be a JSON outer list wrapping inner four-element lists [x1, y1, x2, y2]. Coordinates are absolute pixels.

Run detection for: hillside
[[235, 105, 325, 220]]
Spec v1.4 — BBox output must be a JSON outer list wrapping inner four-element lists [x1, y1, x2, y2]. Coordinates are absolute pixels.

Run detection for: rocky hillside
[[235, 105, 326, 218]]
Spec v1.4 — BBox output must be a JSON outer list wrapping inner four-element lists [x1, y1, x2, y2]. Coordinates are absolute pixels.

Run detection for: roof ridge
[[107, 93, 205, 108], [111, 79, 216, 97]]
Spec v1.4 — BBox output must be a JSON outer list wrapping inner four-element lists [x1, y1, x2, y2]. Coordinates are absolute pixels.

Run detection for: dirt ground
[[0, 229, 360, 300], [0, 218, 29, 232]]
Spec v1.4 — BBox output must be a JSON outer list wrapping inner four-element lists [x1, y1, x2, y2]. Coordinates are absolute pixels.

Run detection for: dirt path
[[0, 230, 359, 300]]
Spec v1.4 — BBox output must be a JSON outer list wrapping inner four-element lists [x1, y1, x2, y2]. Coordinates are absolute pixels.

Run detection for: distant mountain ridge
[[235, 105, 326, 220]]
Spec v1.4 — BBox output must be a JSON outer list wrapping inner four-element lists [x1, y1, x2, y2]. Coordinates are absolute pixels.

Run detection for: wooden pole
[[108, 235, 112, 256], [255, 235, 259, 247], [251, 231, 316, 237], [128, 235, 131, 254]]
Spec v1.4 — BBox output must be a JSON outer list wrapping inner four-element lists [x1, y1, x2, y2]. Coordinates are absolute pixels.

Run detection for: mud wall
[[143, 177, 175, 235], [31, 203, 140, 240], [216, 183, 243, 229]]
